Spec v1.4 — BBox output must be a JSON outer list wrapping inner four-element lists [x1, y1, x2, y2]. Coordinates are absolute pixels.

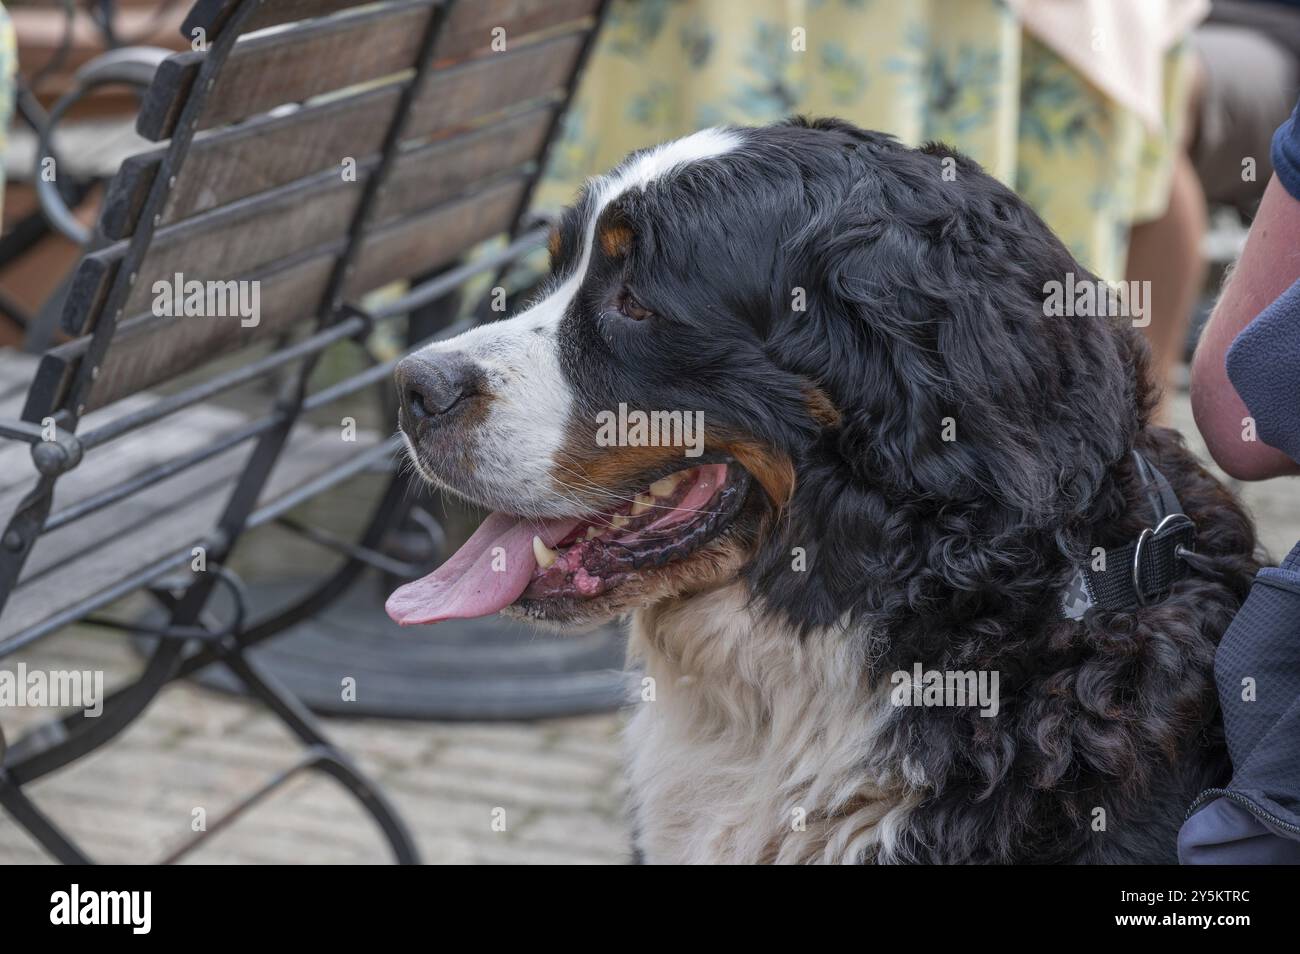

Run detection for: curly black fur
[[751, 119, 1258, 863]]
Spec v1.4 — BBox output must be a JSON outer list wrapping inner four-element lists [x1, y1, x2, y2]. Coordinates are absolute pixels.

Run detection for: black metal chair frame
[[0, 0, 608, 864]]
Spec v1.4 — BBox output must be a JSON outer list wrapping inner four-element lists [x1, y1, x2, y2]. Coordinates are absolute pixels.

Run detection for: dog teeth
[[631, 493, 654, 516], [610, 514, 630, 530], [532, 535, 559, 568], [649, 473, 683, 497], [585, 525, 603, 540]]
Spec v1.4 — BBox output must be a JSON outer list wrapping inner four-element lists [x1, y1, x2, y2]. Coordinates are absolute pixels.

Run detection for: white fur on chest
[[624, 585, 920, 864]]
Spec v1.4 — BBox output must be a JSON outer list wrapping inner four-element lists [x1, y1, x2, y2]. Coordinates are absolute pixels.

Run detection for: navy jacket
[[1179, 543, 1300, 863]]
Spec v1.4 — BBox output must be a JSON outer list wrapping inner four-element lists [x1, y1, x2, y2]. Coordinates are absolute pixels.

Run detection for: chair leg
[[1, 474, 421, 863], [0, 769, 93, 864], [4, 638, 183, 786], [155, 745, 336, 863], [214, 639, 421, 864], [0, 639, 183, 863], [2, 630, 420, 865]]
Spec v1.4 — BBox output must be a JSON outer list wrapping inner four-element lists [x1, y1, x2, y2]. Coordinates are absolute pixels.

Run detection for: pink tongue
[[386, 511, 580, 626]]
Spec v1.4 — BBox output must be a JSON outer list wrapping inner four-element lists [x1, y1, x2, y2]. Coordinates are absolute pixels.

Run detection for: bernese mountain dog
[[387, 118, 1258, 864]]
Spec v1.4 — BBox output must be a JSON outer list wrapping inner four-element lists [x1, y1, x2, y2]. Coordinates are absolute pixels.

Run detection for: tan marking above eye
[[599, 222, 634, 259], [547, 227, 562, 263]]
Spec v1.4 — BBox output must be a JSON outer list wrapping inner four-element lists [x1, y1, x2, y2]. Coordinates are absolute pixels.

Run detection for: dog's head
[[387, 118, 1147, 638]]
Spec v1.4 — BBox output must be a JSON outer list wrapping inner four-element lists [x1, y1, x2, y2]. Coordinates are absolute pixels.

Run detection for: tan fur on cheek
[[551, 428, 686, 497], [557, 436, 794, 511], [722, 440, 795, 509], [802, 385, 842, 428], [551, 419, 795, 511]]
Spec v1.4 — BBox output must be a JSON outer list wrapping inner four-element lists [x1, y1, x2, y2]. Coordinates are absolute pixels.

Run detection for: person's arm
[[1190, 175, 1300, 480]]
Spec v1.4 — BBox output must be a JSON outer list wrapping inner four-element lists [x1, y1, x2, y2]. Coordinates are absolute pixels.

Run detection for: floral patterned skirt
[[535, 0, 1193, 282]]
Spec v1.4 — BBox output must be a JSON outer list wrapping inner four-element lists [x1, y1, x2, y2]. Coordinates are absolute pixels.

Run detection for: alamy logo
[[0, 665, 103, 717], [594, 403, 705, 458], [152, 273, 261, 327], [50, 884, 151, 934], [890, 663, 1000, 717], [1042, 273, 1151, 327]]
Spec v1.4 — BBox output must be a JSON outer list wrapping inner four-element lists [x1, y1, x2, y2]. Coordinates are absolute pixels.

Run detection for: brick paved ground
[[0, 621, 630, 864], [0, 387, 1295, 864]]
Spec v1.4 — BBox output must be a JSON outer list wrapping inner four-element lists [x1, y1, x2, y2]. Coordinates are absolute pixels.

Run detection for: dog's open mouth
[[386, 461, 751, 625]]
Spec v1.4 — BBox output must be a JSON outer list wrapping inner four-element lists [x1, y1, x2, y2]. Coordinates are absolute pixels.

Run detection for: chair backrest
[[0, 0, 606, 644], [25, 0, 603, 420]]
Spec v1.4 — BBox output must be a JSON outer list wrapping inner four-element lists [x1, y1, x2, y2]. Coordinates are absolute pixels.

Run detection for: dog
[[387, 118, 1259, 864]]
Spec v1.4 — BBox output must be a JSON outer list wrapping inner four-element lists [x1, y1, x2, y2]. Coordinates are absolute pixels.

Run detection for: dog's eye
[[617, 289, 654, 321]]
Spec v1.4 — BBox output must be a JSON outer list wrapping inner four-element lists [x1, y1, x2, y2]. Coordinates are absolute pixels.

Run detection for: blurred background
[[0, 0, 1297, 864]]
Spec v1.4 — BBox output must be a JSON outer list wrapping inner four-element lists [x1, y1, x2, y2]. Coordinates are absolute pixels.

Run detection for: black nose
[[395, 353, 479, 424]]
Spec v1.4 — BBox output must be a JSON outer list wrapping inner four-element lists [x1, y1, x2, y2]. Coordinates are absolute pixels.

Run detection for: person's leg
[[1132, 24, 1299, 420], [1125, 150, 1207, 420]]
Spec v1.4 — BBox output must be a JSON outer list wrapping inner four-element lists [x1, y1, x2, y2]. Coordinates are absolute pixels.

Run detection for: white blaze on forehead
[[597, 126, 744, 204], [407, 127, 742, 515]]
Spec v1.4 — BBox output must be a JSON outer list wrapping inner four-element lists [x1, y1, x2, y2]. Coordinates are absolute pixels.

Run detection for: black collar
[[1061, 451, 1197, 620]]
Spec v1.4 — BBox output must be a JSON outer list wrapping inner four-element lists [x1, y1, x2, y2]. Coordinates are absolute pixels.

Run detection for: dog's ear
[[753, 136, 1143, 648]]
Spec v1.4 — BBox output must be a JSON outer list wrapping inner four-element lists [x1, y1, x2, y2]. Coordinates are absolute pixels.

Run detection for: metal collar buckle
[[1132, 512, 1196, 606]]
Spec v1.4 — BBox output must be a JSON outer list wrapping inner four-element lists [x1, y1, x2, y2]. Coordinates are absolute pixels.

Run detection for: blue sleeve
[[1272, 98, 1300, 202], [1226, 277, 1300, 465]]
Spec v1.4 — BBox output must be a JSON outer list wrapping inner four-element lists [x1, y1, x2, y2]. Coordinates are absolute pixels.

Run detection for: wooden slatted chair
[[0, 0, 607, 864]]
